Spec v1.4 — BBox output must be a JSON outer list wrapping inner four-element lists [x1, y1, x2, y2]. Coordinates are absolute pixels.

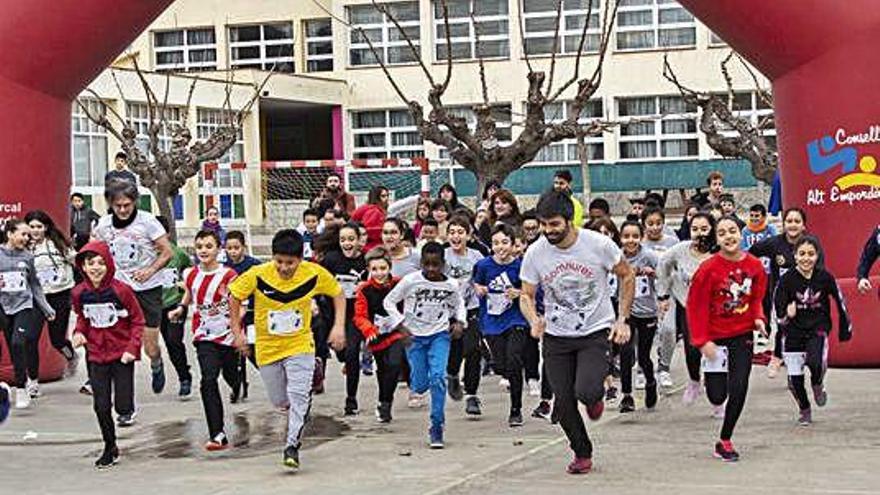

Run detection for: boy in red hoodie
[[71, 241, 144, 469], [687, 216, 767, 463]]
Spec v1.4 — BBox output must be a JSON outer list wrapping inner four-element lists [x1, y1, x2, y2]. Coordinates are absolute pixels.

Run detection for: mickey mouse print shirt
[[93, 210, 166, 292]]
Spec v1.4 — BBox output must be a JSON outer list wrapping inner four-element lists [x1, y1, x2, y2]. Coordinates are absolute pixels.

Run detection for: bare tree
[[77, 59, 272, 241], [663, 52, 777, 185], [317, 0, 622, 192]]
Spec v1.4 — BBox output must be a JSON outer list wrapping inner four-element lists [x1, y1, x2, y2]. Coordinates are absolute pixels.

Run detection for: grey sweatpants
[[259, 354, 315, 448], [656, 307, 677, 373]]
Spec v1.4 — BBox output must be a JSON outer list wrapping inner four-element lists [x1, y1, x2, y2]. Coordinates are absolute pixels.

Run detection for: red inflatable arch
[[679, 0, 880, 366], [0, 0, 173, 381]]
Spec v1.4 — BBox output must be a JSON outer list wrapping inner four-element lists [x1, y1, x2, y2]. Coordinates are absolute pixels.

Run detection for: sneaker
[[283, 445, 300, 470], [566, 456, 593, 475], [465, 395, 482, 416], [682, 380, 701, 405], [376, 402, 392, 423], [408, 392, 427, 409], [532, 400, 551, 421], [619, 394, 635, 413], [812, 384, 828, 407], [499, 378, 510, 391], [117, 411, 137, 427], [634, 372, 646, 390], [528, 379, 541, 397], [429, 425, 444, 449], [0, 383, 11, 423], [658, 371, 673, 388], [15, 388, 30, 409], [312, 357, 325, 395], [79, 380, 93, 396], [447, 375, 464, 402], [25, 378, 40, 399], [241, 381, 249, 401], [178, 379, 192, 401], [344, 397, 359, 416], [508, 409, 524, 427], [95, 446, 119, 469], [586, 400, 604, 421], [711, 403, 725, 420], [798, 408, 812, 426], [605, 385, 619, 403], [64, 352, 80, 378], [361, 352, 374, 376], [205, 432, 230, 451], [767, 356, 782, 379], [151, 361, 166, 394], [713, 440, 740, 462], [645, 382, 658, 409]]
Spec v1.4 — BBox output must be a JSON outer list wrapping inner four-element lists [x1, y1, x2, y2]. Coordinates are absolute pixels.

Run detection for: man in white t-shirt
[[520, 190, 635, 475], [93, 180, 173, 402]]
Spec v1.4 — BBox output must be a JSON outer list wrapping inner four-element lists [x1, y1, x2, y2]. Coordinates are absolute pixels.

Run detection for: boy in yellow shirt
[[229, 229, 345, 470]]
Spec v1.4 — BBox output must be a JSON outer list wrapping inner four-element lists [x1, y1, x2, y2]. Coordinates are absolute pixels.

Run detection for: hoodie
[[71, 241, 144, 364], [70, 205, 101, 250], [353, 276, 404, 352]]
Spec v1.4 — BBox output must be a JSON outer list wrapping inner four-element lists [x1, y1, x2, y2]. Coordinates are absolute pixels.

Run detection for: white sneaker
[[498, 378, 510, 391], [658, 371, 674, 388], [25, 379, 40, 399], [15, 388, 31, 409], [634, 372, 646, 390], [408, 392, 427, 409], [527, 379, 541, 397]]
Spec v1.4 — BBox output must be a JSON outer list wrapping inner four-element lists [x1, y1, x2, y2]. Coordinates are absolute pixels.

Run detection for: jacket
[[70, 206, 100, 249], [351, 203, 386, 252], [353, 276, 404, 352], [72, 241, 144, 364]]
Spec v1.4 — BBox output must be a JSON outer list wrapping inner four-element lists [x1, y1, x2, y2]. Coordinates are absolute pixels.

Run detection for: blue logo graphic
[[807, 136, 858, 175]]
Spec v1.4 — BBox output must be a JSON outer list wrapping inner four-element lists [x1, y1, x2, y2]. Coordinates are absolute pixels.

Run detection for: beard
[[545, 225, 571, 245]]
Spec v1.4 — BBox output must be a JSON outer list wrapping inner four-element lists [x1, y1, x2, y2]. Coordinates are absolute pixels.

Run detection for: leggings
[[159, 306, 192, 384], [90, 361, 135, 450], [338, 318, 362, 401], [0, 308, 42, 387], [486, 326, 528, 412], [374, 339, 405, 404], [676, 302, 702, 382], [523, 334, 541, 382], [705, 332, 754, 441], [784, 328, 828, 411], [45, 290, 74, 361], [620, 316, 657, 394], [446, 309, 482, 395]]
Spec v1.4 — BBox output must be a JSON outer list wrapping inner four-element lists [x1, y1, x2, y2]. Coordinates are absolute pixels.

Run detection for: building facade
[[77, 0, 773, 227]]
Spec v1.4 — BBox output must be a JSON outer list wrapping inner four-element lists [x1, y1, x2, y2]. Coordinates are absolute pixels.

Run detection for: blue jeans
[[406, 331, 451, 429]]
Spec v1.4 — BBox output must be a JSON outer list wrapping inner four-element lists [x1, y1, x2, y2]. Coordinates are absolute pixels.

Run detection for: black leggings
[[45, 291, 74, 361], [523, 334, 540, 381], [677, 302, 702, 382], [0, 308, 42, 387], [620, 316, 657, 394], [374, 339, 405, 404], [543, 331, 609, 459], [447, 309, 482, 395], [196, 341, 240, 438], [784, 329, 828, 411], [487, 326, 528, 412], [159, 306, 192, 384], [90, 360, 134, 449], [705, 333, 754, 441], [338, 319, 362, 401]]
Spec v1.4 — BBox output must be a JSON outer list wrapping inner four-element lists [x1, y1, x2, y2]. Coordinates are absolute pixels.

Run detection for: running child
[[168, 230, 240, 451], [229, 229, 345, 470], [71, 241, 144, 468], [641, 205, 678, 389], [297, 208, 320, 260], [774, 236, 851, 426], [384, 242, 467, 449], [687, 216, 767, 462], [0, 219, 55, 409], [353, 247, 404, 423], [473, 224, 529, 427], [443, 216, 484, 413], [224, 230, 261, 402]]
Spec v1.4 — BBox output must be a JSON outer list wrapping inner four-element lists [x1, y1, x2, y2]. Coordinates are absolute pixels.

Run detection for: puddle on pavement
[[104, 412, 349, 460]]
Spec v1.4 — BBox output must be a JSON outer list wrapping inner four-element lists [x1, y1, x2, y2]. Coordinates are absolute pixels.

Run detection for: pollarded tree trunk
[[150, 184, 178, 243]]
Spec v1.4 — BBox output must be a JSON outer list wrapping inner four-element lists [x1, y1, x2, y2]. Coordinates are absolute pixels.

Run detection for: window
[[434, 0, 509, 61], [437, 104, 513, 161], [193, 109, 246, 221], [713, 91, 776, 153], [348, 2, 420, 66], [522, 0, 600, 56], [196, 109, 244, 164], [532, 99, 605, 164], [351, 109, 424, 158], [153, 28, 217, 72], [616, 0, 695, 51], [305, 19, 334, 72], [709, 31, 727, 46], [617, 95, 698, 160], [126, 103, 182, 157], [229, 22, 295, 72], [71, 99, 109, 187]]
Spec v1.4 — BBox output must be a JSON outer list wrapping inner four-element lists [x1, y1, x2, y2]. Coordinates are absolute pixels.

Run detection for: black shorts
[[135, 286, 163, 328]]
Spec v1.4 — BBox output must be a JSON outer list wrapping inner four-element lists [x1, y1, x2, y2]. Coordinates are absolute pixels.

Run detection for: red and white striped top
[[184, 265, 238, 346]]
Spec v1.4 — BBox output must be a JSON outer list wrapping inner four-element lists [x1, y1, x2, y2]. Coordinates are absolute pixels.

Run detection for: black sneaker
[[283, 445, 300, 469], [241, 381, 249, 401], [447, 375, 464, 402], [117, 412, 137, 427], [230, 388, 241, 404], [151, 361, 166, 394], [713, 440, 740, 462], [465, 396, 482, 416], [344, 397, 359, 416], [178, 379, 192, 401], [376, 402, 393, 423], [619, 395, 635, 413], [508, 409, 524, 427], [531, 400, 551, 421], [645, 382, 658, 409], [95, 446, 119, 469], [605, 385, 619, 403]]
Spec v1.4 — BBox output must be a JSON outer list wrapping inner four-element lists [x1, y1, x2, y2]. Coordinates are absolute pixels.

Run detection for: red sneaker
[[586, 400, 604, 421], [567, 456, 593, 474], [713, 440, 740, 462], [204, 433, 229, 452]]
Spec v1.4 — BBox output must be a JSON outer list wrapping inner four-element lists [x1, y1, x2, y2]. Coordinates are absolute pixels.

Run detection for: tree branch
[[470, 6, 490, 105]]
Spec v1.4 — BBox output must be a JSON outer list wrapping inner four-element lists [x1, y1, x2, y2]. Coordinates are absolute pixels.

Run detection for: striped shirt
[[184, 265, 237, 346]]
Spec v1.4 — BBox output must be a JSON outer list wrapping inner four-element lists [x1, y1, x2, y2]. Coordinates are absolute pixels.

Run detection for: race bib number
[[36, 266, 62, 287], [0, 271, 26, 293], [200, 310, 230, 338], [783, 352, 806, 376], [157, 268, 179, 289], [268, 309, 303, 336], [110, 239, 140, 269], [374, 314, 403, 335], [701, 346, 729, 373], [83, 303, 128, 329], [487, 292, 511, 316], [635, 276, 652, 297]]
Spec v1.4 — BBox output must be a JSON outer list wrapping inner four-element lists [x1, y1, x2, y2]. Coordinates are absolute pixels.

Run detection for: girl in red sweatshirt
[[71, 241, 144, 469], [687, 216, 767, 463]]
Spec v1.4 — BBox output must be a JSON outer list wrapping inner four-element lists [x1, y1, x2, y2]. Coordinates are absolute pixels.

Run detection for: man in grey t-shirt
[[520, 191, 634, 474]]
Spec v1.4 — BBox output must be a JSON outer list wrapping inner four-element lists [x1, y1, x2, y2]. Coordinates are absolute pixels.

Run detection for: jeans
[[90, 360, 134, 449], [407, 331, 451, 429], [446, 309, 481, 395], [196, 341, 240, 438], [259, 354, 315, 448]]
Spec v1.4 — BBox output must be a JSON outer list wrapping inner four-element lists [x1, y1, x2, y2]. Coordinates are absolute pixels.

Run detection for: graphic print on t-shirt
[[795, 286, 822, 310], [336, 269, 365, 299], [411, 287, 457, 327], [487, 271, 514, 316], [721, 268, 754, 315], [544, 265, 599, 333]]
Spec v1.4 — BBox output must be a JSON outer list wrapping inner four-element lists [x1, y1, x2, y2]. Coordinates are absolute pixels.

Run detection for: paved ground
[[1, 345, 878, 494]]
